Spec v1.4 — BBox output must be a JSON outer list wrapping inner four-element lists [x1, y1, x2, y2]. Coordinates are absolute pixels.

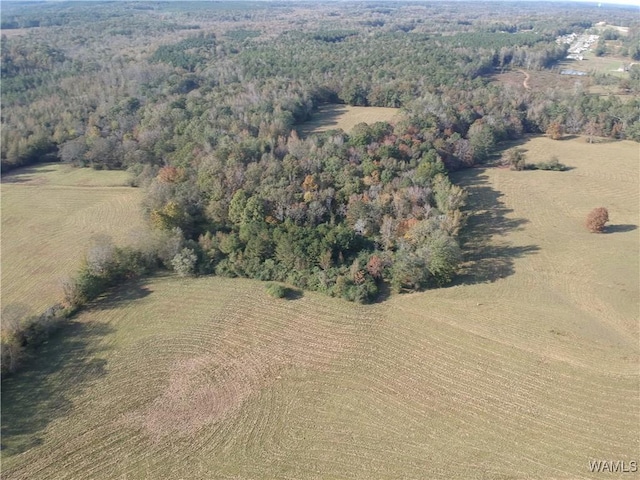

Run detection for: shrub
[[1, 303, 67, 377], [586, 207, 609, 233], [503, 148, 527, 171], [529, 156, 568, 171], [266, 282, 287, 298]]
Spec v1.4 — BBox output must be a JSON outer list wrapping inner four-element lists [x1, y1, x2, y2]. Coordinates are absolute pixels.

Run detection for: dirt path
[[517, 69, 531, 90]]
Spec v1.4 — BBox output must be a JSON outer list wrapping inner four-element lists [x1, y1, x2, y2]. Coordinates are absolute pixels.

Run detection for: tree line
[[2, 0, 639, 375]]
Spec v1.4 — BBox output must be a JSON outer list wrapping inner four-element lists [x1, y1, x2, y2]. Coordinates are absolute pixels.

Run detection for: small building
[[560, 69, 588, 76]]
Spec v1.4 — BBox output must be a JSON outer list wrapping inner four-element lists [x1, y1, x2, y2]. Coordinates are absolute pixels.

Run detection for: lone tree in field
[[586, 207, 609, 233], [546, 121, 564, 140]]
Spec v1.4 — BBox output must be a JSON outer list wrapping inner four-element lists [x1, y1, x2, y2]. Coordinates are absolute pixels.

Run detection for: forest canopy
[[2, 0, 639, 302]]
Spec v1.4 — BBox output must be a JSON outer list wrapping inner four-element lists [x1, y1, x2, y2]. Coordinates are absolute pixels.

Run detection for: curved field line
[[1, 169, 144, 317], [2, 137, 638, 479]]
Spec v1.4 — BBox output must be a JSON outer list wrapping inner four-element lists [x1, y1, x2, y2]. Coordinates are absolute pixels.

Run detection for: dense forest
[[2, 0, 639, 305]]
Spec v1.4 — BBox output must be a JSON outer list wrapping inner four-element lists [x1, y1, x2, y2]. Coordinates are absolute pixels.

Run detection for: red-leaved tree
[[586, 207, 609, 233]]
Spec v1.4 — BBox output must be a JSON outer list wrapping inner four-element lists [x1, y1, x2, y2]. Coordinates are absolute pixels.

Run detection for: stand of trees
[[2, 0, 639, 375], [1, 0, 639, 301]]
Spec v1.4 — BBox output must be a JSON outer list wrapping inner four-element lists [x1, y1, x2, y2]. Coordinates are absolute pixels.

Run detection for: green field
[[297, 104, 401, 137], [2, 137, 638, 479], [1, 164, 144, 318]]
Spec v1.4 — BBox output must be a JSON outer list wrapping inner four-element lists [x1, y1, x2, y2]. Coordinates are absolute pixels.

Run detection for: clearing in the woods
[[297, 104, 401, 137]]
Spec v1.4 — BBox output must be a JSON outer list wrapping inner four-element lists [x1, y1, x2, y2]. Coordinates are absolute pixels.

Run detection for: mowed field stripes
[[1, 164, 144, 317], [2, 136, 638, 479]]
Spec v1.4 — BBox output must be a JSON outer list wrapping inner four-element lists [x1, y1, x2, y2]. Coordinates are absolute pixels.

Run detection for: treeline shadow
[[91, 279, 152, 311], [1, 320, 113, 456], [296, 104, 349, 138], [1, 165, 58, 184], [451, 169, 540, 285]]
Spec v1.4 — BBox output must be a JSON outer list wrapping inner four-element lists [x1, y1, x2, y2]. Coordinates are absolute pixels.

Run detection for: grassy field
[[297, 104, 400, 137], [2, 137, 638, 479], [578, 51, 630, 77], [1, 164, 144, 318]]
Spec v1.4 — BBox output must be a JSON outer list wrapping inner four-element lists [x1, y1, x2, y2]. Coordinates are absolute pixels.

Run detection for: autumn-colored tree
[[302, 174, 318, 192], [158, 165, 181, 183], [150, 201, 183, 230], [546, 121, 564, 140], [586, 207, 609, 233], [366, 254, 384, 279]]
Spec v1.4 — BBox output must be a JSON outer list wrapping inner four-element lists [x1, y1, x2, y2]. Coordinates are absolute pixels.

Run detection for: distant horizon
[[0, 0, 638, 4], [0, 0, 638, 12]]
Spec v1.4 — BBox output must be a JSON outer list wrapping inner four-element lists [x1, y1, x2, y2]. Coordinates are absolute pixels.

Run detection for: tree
[[586, 207, 609, 233], [594, 39, 606, 57], [468, 121, 495, 163], [59, 138, 88, 166], [584, 120, 603, 144], [366, 254, 384, 279], [171, 247, 198, 276], [228, 190, 249, 226], [546, 121, 564, 140]]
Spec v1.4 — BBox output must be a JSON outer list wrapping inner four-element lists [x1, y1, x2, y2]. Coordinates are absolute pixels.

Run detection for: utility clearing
[[2, 136, 638, 479]]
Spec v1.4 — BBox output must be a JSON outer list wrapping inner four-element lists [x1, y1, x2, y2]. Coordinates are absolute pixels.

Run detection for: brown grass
[[2, 137, 638, 479], [491, 60, 635, 100], [297, 104, 400, 137]]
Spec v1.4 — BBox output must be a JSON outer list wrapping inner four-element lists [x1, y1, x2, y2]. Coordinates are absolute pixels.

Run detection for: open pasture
[[1, 164, 144, 318], [578, 51, 631, 77], [297, 104, 400, 137], [2, 136, 638, 479]]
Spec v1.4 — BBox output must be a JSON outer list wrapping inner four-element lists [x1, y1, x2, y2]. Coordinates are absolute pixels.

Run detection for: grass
[[1, 164, 144, 318], [297, 104, 400, 137], [578, 51, 630, 77], [2, 136, 638, 478], [1, 163, 133, 187]]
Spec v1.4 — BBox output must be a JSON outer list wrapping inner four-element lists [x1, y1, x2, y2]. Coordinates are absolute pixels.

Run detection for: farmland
[[2, 136, 637, 479], [2, 0, 639, 477], [1, 164, 144, 318]]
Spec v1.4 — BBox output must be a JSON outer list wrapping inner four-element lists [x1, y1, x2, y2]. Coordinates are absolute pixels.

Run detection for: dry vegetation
[[297, 104, 401, 137], [2, 136, 637, 479], [492, 59, 635, 98], [492, 67, 586, 92], [1, 164, 144, 318]]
